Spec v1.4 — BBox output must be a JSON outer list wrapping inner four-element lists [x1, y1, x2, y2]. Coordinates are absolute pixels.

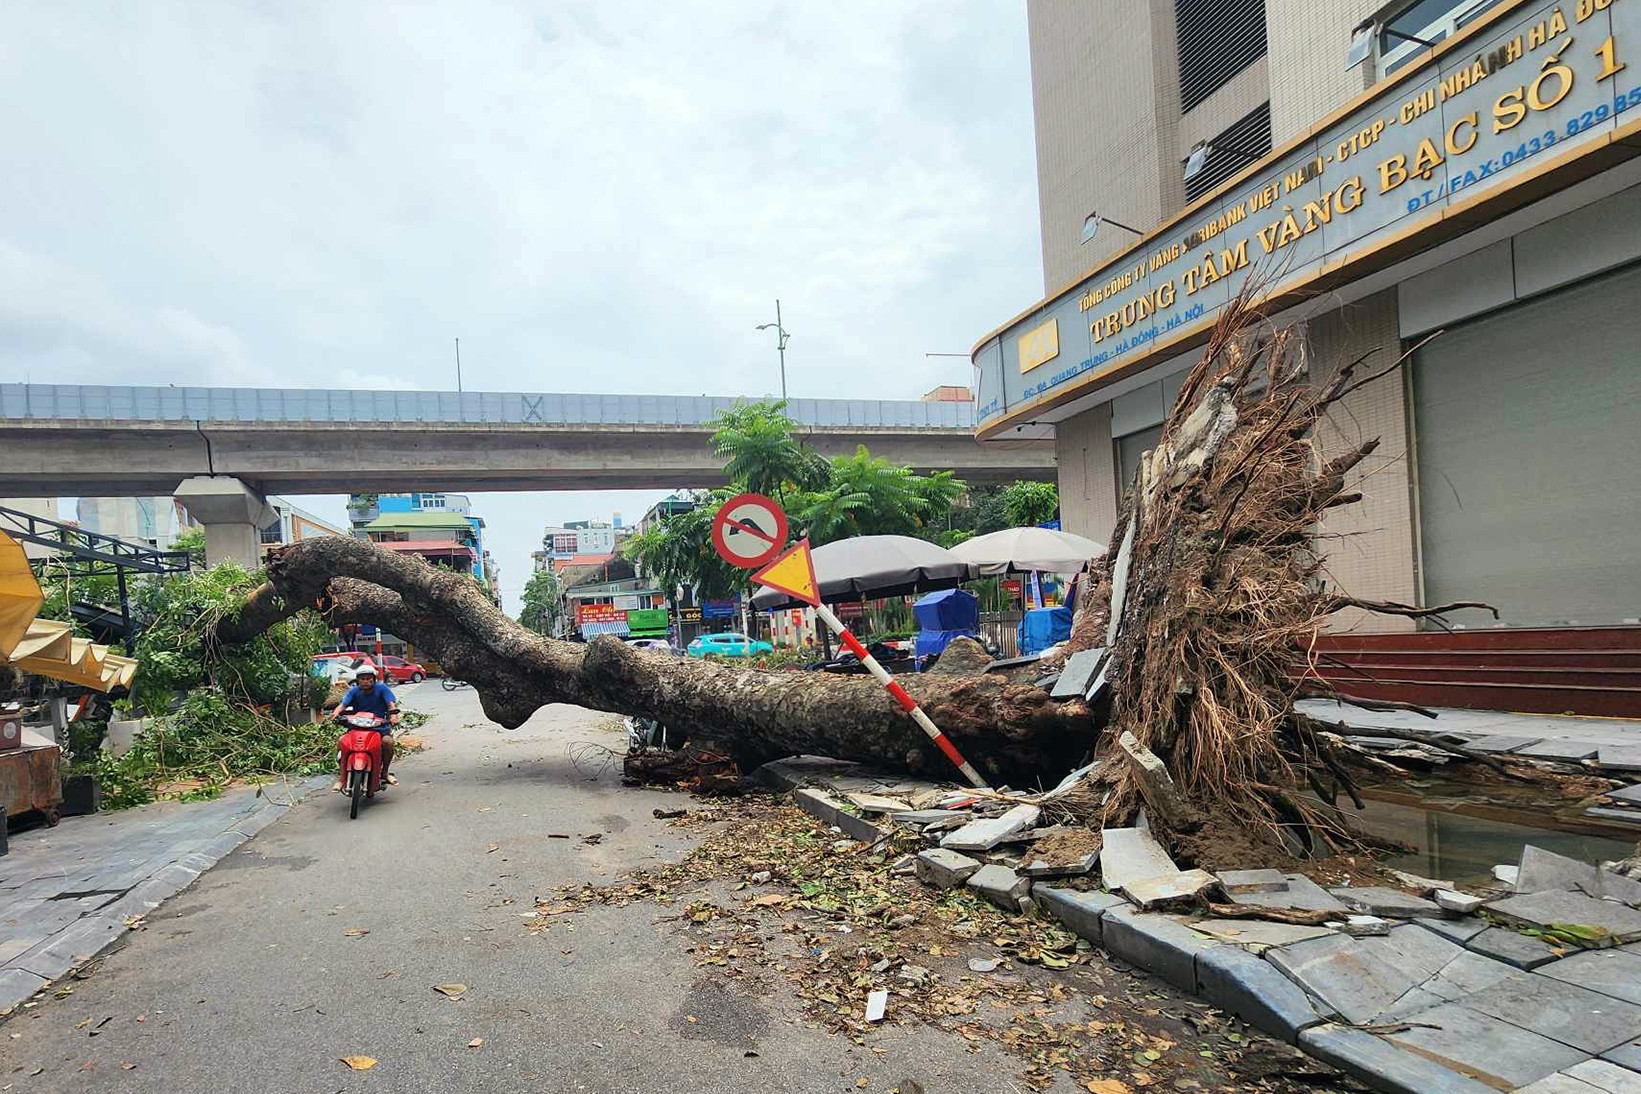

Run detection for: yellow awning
[[7, 618, 74, 662], [12, 633, 130, 693], [0, 531, 43, 658]]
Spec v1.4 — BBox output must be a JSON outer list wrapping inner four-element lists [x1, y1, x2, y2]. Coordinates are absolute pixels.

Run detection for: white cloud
[[2, 1, 1042, 612]]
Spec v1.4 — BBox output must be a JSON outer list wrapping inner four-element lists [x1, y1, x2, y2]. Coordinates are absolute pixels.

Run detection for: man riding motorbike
[[330, 665, 400, 791]]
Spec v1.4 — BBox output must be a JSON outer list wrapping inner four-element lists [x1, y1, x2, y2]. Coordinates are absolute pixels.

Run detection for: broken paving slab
[[1608, 785, 1641, 806], [1328, 885, 1442, 918], [790, 788, 887, 844], [1299, 1023, 1505, 1094], [843, 792, 912, 814], [1195, 944, 1324, 1043], [1187, 918, 1336, 952], [1121, 868, 1216, 909], [1380, 1001, 1592, 1089], [1049, 647, 1104, 698], [1216, 868, 1288, 894], [1519, 845, 1608, 896], [939, 804, 1041, 852], [1601, 1036, 1641, 1072], [1097, 826, 1177, 890], [0, 968, 47, 1014], [965, 864, 1031, 914], [915, 848, 982, 890], [1099, 906, 1218, 992], [1486, 889, 1641, 945], [1598, 746, 1641, 773], [1415, 916, 1491, 944], [1466, 926, 1563, 970], [1265, 924, 1464, 1024], [1539, 948, 1641, 1006], [1541, 1059, 1641, 1093], [1463, 971, 1641, 1054], [1019, 852, 1097, 879], [1378, 950, 1521, 1020], [1227, 873, 1348, 913], [1514, 740, 1602, 762]]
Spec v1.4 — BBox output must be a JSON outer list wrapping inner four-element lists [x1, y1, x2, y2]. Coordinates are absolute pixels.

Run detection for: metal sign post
[[750, 539, 989, 790]]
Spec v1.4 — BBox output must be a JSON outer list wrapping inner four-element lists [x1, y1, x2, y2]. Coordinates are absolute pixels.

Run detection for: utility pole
[[455, 337, 463, 393], [755, 301, 791, 399]]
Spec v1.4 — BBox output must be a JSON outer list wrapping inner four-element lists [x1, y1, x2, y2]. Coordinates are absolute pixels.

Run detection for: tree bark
[[217, 537, 1093, 784]]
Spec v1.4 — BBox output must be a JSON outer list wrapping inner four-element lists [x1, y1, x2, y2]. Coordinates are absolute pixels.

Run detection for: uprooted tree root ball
[[1077, 281, 1495, 857]]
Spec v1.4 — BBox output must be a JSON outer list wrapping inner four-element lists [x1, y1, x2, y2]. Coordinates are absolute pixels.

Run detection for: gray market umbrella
[[948, 526, 1107, 576], [751, 535, 974, 611]]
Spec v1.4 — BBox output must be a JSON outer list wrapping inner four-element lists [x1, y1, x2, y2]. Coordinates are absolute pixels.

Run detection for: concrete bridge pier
[[174, 476, 277, 570]]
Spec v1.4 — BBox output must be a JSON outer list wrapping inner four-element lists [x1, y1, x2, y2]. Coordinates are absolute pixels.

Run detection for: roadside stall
[[949, 527, 1105, 656]]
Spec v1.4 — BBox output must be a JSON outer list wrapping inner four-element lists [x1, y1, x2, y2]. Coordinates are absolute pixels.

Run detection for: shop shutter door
[[1413, 263, 1641, 626]]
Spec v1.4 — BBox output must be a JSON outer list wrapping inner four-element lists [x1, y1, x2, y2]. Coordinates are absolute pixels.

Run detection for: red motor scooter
[[337, 711, 387, 819]]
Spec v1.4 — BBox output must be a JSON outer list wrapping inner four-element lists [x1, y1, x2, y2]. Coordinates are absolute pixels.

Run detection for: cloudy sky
[[5, 2, 1042, 611]]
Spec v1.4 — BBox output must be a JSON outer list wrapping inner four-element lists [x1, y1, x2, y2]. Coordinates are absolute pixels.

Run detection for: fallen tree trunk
[[214, 537, 1092, 784]]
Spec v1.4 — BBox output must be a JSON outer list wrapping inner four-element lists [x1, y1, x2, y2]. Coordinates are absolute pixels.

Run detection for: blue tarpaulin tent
[[913, 588, 979, 668], [1019, 606, 1073, 656]]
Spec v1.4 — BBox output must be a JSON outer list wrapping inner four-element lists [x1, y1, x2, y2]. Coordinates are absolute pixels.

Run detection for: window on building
[[1183, 102, 1273, 202], [1176, 0, 1267, 112], [1376, 0, 1503, 76]]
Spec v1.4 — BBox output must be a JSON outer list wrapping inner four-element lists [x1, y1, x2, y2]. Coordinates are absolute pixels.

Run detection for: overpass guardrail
[[0, 384, 975, 430]]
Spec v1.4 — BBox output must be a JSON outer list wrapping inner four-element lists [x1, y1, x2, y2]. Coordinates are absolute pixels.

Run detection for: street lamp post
[[755, 300, 791, 399]]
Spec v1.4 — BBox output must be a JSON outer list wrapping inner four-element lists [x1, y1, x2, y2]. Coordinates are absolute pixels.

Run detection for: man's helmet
[[354, 665, 378, 682]]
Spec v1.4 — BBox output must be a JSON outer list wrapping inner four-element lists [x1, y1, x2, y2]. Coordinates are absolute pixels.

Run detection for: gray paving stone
[[1487, 889, 1641, 944], [1266, 925, 1463, 1024], [1508, 1071, 1608, 1093], [1121, 868, 1216, 909], [1564, 1057, 1641, 1092], [940, 804, 1041, 852], [1328, 885, 1442, 918], [1227, 873, 1347, 913], [1033, 887, 1126, 944], [1380, 950, 1520, 1020], [1097, 827, 1177, 890], [1195, 945, 1322, 1043], [1601, 1037, 1641, 1072], [1521, 846, 1608, 895], [12, 915, 125, 980], [1467, 925, 1564, 969], [1050, 647, 1104, 698], [1019, 852, 1098, 879], [915, 848, 981, 890], [965, 864, 1031, 913], [1216, 868, 1288, 893], [1298, 1022, 1505, 1094], [0, 968, 48, 1014], [1467, 734, 1544, 753], [1186, 919, 1335, 952], [1464, 972, 1641, 1053], [1382, 1002, 1592, 1088], [1610, 785, 1641, 806], [790, 789, 886, 843], [1515, 740, 1602, 761], [1414, 916, 1491, 944], [1540, 949, 1641, 1006], [1600, 747, 1641, 773], [1100, 905, 1218, 992]]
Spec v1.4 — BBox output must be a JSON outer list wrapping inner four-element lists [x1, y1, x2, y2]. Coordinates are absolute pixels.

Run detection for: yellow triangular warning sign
[[751, 538, 820, 607]]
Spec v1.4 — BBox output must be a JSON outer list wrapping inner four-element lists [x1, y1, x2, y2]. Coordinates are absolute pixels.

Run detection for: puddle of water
[[1350, 794, 1635, 883]]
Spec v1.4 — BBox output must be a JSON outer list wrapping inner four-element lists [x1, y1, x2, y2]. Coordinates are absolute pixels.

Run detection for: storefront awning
[[0, 531, 43, 657], [579, 621, 630, 638]]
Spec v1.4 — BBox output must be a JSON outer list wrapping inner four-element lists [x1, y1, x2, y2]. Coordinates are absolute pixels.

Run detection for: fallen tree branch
[[1307, 720, 1531, 780]]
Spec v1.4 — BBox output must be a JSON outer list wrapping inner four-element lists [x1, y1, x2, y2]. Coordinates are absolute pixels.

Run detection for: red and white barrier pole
[[812, 602, 989, 789]]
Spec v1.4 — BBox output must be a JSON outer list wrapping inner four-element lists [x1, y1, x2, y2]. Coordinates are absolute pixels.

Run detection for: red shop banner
[[576, 603, 623, 624]]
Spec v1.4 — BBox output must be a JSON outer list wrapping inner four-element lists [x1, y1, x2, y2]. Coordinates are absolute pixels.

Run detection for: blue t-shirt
[[341, 683, 396, 719]]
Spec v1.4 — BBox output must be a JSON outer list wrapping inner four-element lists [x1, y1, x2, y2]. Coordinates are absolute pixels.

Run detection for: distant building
[[348, 492, 493, 587], [260, 497, 347, 547], [920, 385, 973, 403], [77, 496, 197, 548], [532, 515, 632, 572], [0, 498, 62, 560]]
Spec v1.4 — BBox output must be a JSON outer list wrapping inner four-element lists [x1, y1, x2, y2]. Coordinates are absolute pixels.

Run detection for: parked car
[[312, 653, 382, 684], [377, 655, 427, 683], [687, 632, 774, 658], [622, 637, 678, 654]]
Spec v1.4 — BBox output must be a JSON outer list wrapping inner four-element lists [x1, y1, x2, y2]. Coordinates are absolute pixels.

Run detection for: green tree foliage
[[1000, 480, 1060, 527], [709, 400, 830, 500], [518, 567, 563, 635], [790, 446, 956, 544], [170, 527, 207, 567], [131, 562, 329, 713]]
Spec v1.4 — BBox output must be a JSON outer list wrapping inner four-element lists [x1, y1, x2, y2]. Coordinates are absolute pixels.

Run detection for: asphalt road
[[0, 685, 1032, 1093]]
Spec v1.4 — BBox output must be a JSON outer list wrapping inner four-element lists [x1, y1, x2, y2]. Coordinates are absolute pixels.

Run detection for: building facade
[[976, 0, 1641, 638], [348, 492, 493, 588], [531, 517, 627, 573], [76, 496, 197, 548]]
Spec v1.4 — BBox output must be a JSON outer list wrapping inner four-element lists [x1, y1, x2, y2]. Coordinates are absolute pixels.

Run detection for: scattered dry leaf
[[340, 1055, 378, 1071], [121, 1062, 137, 1071], [343, 927, 370, 937], [467, 1037, 484, 1049], [432, 984, 467, 999], [1086, 1081, 1133, 1094], [486, 843, 500, 854]]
